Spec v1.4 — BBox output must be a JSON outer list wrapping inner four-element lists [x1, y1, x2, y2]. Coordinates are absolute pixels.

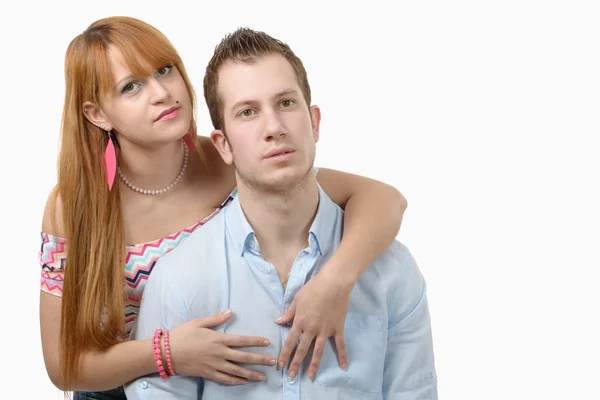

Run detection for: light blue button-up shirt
[[125, 185, 437, 400]]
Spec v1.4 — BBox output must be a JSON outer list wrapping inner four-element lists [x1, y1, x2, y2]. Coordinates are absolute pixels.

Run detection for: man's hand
[[275, 270, 353, 381]]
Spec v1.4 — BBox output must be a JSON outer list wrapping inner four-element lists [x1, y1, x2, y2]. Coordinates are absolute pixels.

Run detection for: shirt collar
[[224, 184, 340, 257]]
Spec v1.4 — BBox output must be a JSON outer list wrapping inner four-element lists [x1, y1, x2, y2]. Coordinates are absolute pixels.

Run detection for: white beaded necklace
[[118, 141, 189, 195]]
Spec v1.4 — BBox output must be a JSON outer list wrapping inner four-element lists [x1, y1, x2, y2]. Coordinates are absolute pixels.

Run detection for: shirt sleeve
[[39, 232, 67, 296], [124, 258, 201, 400], [383, 243, 438, 400]]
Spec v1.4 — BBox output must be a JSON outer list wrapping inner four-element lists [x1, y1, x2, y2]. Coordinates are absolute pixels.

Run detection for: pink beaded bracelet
[[163, 329, 176, 377], [152, 329, 169, 380]]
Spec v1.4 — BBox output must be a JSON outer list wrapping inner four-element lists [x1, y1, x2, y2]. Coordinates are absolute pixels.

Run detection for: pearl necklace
[[118, 142, 188, 195]]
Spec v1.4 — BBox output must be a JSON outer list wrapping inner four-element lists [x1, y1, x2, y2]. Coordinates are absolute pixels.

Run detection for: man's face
[[212, 53, 320, 193]]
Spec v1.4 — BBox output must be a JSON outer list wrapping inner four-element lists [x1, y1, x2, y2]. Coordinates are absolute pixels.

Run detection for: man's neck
[[237, 172, 319, 262]]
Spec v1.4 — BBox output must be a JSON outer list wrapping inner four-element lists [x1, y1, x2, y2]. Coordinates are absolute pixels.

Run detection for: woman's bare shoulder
[[41, 186, 65, 237], [195, 135, 236, 204]]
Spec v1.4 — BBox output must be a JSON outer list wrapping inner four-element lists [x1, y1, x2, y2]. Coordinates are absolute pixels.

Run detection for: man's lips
[[264, 147, 295, 158]]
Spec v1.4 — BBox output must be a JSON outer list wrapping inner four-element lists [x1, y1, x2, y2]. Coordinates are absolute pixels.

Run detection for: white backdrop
[[1, 0, 599, 398]]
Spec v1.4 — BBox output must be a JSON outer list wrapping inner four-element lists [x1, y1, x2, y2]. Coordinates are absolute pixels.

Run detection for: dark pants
[[73, 387, 126, 400]]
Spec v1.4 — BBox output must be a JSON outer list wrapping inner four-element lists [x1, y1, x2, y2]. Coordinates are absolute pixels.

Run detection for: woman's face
[[89, 45, 193, 148]]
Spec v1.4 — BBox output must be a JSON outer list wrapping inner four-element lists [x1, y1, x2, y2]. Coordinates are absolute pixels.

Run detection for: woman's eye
[[122, 82, 140, 94], [156, 65, 173, 76]]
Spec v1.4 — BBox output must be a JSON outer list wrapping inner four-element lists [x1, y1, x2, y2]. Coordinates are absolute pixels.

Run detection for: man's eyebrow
[[273, 88, 299, 98], [230, 88, 300, 111]]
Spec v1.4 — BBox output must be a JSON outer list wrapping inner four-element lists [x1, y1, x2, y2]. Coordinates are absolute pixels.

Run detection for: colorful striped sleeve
[[39, 232, 66, 297]]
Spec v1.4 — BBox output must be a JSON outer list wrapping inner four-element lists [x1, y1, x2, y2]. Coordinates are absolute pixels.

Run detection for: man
[[125, 28, 437, 399]]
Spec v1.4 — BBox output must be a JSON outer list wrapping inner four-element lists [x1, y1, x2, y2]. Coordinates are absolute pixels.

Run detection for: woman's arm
[[40, 292, 156, 391], [275, 168, 407, 380], [315, 167, 407, 283], [39, 191, 157, 390], [39, 189, 272, 391]]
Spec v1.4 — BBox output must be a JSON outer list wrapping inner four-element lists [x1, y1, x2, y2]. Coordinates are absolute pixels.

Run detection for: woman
[[39, 16, 407, 399]]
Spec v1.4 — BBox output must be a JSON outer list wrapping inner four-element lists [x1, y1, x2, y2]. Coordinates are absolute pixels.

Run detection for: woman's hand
[[169, 310, 277, 385], [275, 269, 353, 381]]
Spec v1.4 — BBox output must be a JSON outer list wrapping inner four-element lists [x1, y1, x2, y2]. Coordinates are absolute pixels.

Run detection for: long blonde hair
[[56, 16, 198, 388]]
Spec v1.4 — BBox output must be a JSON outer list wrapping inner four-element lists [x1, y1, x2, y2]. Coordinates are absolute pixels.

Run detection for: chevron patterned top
[[39, 190, 237, 341]]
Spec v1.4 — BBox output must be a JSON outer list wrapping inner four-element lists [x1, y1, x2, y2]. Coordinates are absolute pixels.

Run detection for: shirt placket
[[280, 246, 318, 400], [246, 239, 318, 400]]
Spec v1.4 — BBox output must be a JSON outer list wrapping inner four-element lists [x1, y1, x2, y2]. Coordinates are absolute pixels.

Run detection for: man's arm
[[383, 243, 438, 400], [124, 264, 200, 400]]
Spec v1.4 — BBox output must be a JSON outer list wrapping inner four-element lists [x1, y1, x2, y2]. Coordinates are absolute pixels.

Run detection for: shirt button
[[139, 381, 148, 389], [263, 267, 271, 274]]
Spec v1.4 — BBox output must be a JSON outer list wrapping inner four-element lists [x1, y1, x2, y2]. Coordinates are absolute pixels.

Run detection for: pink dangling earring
[[100, 124, 117, 191], [182, 134, 195, 152]]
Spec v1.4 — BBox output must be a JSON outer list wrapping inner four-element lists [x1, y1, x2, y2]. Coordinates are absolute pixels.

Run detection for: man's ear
[[83, 102, 112, 130], [309, 105, 321, 143], [210, 130, 233, 165]]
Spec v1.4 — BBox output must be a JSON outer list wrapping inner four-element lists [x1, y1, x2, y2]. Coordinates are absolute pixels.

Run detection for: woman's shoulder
[[41, 185, 65, 238], [197, 135, 230, 173], [195, 135, 236, 207]]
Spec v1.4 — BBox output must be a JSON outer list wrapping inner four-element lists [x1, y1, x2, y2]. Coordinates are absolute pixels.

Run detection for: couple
[[39, 16, 436, 400], [124, 28, 437, 399]]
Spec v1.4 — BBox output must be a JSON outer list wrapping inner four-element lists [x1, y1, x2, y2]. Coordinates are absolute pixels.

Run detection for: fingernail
[[288, 372, 296, 383], [256, 374, 266, 381], [278, 361, 285, 369], [308, 372, 315, 380], [223, 309, 232, 316], [342, 363, 348, 371], [263, 340, 270, 345], [269, 359, 276, 365], [275, 316, 283, 322]]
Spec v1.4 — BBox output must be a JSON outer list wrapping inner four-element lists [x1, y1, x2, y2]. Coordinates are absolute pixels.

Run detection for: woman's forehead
[[106, 44, 161, 82]]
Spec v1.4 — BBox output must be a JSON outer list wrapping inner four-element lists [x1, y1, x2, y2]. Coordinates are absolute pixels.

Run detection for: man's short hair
[[203, 27, 312, 131]]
